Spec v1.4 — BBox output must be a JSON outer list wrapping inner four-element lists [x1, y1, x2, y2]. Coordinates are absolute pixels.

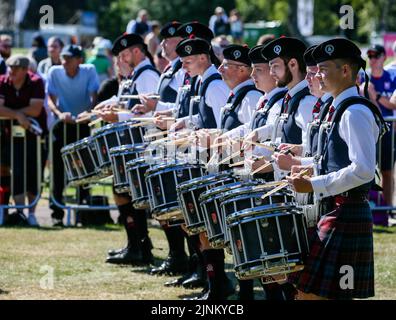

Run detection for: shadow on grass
[[0, 288, 9, 295], [373, 226, 396, 234]]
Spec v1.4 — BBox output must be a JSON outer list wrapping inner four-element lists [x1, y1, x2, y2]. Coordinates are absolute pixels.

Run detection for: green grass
[[0, 224, 395, 300]]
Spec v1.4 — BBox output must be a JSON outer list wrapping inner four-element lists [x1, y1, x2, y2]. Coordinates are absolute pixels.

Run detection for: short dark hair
[[334, 58, 361, 80], [282, 55, 306, 75]]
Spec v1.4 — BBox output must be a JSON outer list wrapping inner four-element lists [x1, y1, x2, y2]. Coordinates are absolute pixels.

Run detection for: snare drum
[[220, 184, 294, 248], [198, 180, 255, 249], [91, 120, 146, 175], [126, 157, 150, 209], [145, 160, 204, 223], [109, 144, 147, 193], [176, 171, 236, 235], [226, 202, 309, 282], [61, 137, 100, 186]]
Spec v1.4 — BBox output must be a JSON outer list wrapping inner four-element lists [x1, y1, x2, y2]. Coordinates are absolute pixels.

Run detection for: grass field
[[0, 223, 395, 300]]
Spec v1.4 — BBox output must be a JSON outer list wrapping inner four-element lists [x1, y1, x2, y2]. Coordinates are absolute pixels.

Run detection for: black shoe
[[106, 249, 143, 265], [149, 255, 188, 276], [183, 287, 209, 300], [5, 211, 28, 226], [164, 273, 192, 287], [107, 246, 128, 257], [52, 218, 64, 227], [182, 272, 206, 289]]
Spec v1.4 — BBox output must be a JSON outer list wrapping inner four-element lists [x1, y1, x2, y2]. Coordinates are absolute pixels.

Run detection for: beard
[[276, 66, 293, 87]]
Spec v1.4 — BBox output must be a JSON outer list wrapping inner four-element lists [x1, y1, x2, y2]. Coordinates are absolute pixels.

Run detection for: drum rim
[[226, 203, 299, 226], [145, 161, 202, 177], [176, 171, 234, 191], [125, 158, 148, 169], [61, 136, 93, 152], [109, 144, 147, 156], [199, 180, 259, 203], [219, 189, 293, 206]]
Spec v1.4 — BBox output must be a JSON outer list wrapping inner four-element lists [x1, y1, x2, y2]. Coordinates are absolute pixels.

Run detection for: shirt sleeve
[[256, 100, 282, 141], [294, 95, 316, 148], [310, 105, 379, 199], [205, 80, 230, 128], [155, 101, 176, 112], [46, 69, 58, 96], [135, 70, 160, 95], [237, 91, 262, 124], [31, 77, 45, 99], [87, 66, 100, 93]]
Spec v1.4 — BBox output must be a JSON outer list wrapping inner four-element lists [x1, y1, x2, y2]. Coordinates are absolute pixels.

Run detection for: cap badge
[[325, 44, 335, 56], [185, 45, 192, 54], [169, 27, 175, 36], [233, 50, 241, 59], [274, 45, 282, 55], [186, 25, 193, 34], [120, 39, 128, 47]]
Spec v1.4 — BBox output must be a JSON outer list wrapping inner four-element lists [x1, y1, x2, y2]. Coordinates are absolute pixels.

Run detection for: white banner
[[298, 0, 314, 37], [14, 0, 31, 25]]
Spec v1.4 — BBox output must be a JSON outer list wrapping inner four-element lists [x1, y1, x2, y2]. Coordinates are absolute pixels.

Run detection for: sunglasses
[[368, 53, 382, 59]]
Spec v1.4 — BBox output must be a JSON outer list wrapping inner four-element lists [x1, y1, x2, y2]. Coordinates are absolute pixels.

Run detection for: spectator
[[29, 34, 48, 64], [154, 48, 168, 73], [211, 35, 231, 62], [385, 40, 396, 81], [126, 9, 151, 37], [46, 44, 100, 226], [0, 55, 47, 226], [87, 45, 113, 84], [229, 9, 244, 44], [257, 34, 275, 46], [37, 37, 64, 80], [209, 7, 230, 36], [145, 20, 161, 57], [0, 34, 12, 74], [366, 44, 396, 207]]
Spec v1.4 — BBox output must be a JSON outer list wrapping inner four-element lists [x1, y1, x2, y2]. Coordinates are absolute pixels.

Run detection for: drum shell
[[126, 158, 150, 210], [226, 204, 309, 281], [176, 172, 236, 235]]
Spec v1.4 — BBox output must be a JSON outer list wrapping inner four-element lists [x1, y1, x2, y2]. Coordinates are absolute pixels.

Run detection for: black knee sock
[[117, 202, 139, 250], [262, 282, 287, 301], [0, 176, 11, 216], [202, 249, 228, 299], [131, 208, 149, 241], [163, 225, 187, 258]]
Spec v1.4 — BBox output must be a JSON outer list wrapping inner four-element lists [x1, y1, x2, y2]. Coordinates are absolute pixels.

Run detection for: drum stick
[[260, 168, 311, 199], [253, 180, 287, 190], [251, 161, 273, 175], [88, 117, 103, 127], [144, 130, 169, 139], [218, 150, 243, 165], [210, 141, 229, 149], [150, 137, 171, 145], [229, 160, 245, 167], [119, 94, 160, 100], [129, 120, 153, 128]]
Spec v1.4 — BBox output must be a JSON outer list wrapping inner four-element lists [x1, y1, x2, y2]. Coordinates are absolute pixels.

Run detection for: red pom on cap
[[189, 34, 196, 39]]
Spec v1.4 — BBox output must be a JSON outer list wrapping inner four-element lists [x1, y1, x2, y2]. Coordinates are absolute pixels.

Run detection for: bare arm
[[18, 98, 44, 117], [47, 93, 62, 117]]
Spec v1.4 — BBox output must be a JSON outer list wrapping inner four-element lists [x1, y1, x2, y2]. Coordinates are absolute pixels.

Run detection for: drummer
[[95, 33, 160, 122], [286, 38, 385, 300], [272, 45, 333, 172], [167, 36, 237, 300], [244, 37, 316, 179], [104, 33, 160, 266]]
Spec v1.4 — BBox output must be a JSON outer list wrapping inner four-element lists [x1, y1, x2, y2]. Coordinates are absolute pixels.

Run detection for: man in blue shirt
[[367, 45, 396, 207], [47, 44, 100, 226]]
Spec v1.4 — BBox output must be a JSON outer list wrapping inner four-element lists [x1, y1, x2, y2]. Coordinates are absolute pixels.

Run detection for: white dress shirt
[[310, 86, 380, 199], [155, 57, 187, 112], [220, 79, 262, 129], [181, 65, 230, 128]]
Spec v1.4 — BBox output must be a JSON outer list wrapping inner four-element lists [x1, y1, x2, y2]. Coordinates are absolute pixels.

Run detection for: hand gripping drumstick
[[144, 130, 169, 139], [250, 146, 295, 175], [260, 168, 311, 199]]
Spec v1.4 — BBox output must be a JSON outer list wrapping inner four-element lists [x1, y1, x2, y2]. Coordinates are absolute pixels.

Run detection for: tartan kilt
[[288, 197, 375, 299]]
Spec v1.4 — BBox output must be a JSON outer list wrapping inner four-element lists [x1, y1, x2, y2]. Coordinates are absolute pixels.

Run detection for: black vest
[[306, 95, 334, 157], [127, 65, 160, 109], [176, 75, 198, 119], [250, 89, 288, 131], [319, 96, 386, 193], [281, 87, 311, 144], [196, 73, 223, 129], [221, 85, 262, 131], [157, 60, 182, 103]]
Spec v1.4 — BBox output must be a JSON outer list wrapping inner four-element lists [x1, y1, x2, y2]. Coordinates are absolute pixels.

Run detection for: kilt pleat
[[288, 199, 375, 299]]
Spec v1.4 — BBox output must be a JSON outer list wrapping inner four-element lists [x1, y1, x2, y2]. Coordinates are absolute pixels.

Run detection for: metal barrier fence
[[48, 119, 117, 226], [0, 118, 44, 225]]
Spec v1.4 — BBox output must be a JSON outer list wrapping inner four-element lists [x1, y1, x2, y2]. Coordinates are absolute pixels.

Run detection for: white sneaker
[[389, 217, 396, 227], [27, 214, 39, 227]]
